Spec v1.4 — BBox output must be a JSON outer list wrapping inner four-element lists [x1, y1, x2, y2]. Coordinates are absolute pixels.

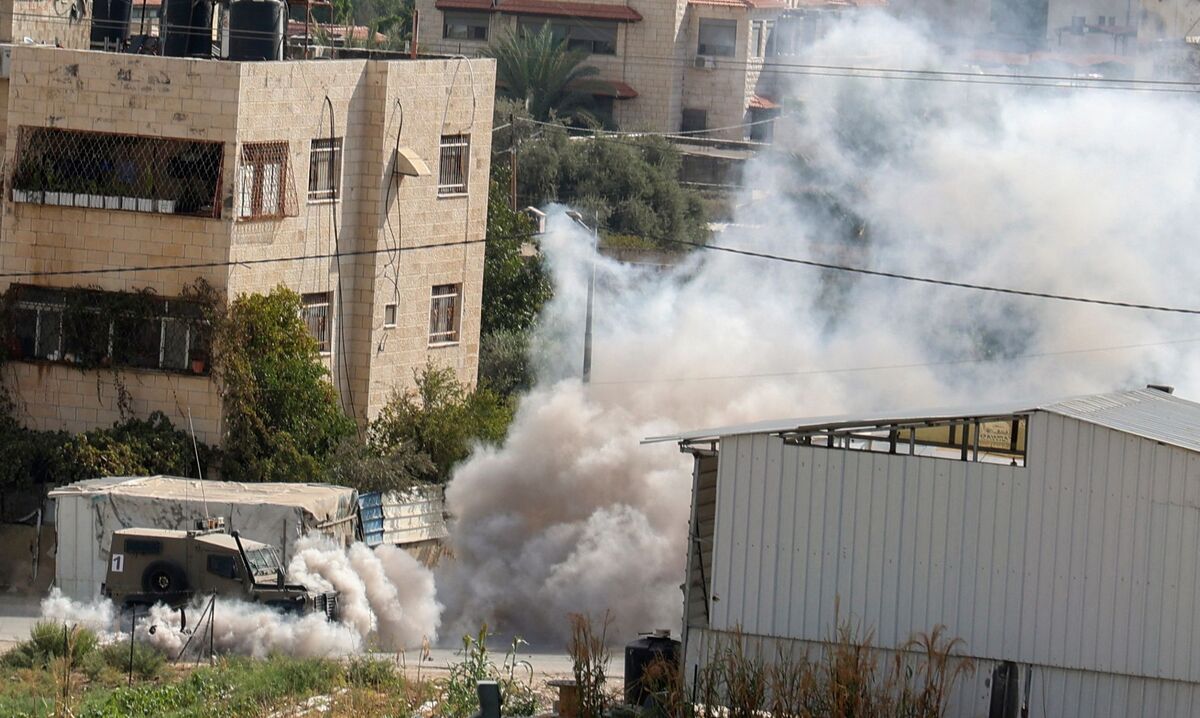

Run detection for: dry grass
[[568, 612, 613, 718], [643, 617, 974, 718]]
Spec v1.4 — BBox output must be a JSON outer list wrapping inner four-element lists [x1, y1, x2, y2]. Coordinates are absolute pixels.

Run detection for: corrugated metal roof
[[647, 387, 1200, 454]]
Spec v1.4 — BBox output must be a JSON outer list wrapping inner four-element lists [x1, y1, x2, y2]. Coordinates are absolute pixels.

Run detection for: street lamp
[[566, 210, 599, 384]]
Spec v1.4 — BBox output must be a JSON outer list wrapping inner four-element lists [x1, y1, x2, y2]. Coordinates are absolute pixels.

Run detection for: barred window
[[308, 137, 342, 202], [6, 285, 207, 373], [428, 284, 461, 345], [438, 135, 469, 195], [301, 292, 332, 354], [239, 142, 288, 219]]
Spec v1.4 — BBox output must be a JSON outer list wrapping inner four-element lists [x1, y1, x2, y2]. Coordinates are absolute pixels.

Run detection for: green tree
[[478, 327, 536, 397], [213, 287, 357, 483], [50, 412, 212, 485], [517, 124, 708, 247], [483, 164, 553, 335], [484, 25, 604, 124], [369, 364, 512, 483]]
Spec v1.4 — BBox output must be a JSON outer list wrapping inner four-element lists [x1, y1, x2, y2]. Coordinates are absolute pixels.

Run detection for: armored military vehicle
[[102, 520, 338, 619]]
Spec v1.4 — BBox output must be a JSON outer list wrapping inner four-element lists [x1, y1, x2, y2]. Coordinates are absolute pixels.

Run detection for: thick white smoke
[[438, 13, 1200, 645], [39, 536, 440, 658]]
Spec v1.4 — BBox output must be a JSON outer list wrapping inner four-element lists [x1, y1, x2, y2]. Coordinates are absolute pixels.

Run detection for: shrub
[[345, 656, 399, 689], [97, 641, 165, 680], [2, 621, 98, 670]]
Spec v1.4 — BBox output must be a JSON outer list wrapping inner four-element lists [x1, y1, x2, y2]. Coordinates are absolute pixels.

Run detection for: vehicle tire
[[141, 561, 188, 595]]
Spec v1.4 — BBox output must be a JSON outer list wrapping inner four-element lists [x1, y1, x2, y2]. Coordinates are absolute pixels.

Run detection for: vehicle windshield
[[245, 547, 283, 576]]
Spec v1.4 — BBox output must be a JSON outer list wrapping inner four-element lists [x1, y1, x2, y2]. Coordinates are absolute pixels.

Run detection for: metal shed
[[650, 387, 1200, 717], [48, 476, 358, 601]]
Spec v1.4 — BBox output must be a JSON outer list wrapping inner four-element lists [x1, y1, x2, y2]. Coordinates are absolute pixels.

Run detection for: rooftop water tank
[[90, 0, 132, 49], [228, 0, 285, 61]]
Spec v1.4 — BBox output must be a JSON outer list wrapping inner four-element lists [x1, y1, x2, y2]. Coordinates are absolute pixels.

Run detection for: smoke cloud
[[438, 13, 1200, 645], [39, 536, 440, 658]]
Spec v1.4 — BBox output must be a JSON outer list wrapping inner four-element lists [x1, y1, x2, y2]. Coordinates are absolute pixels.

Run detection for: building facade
[[414, 0, 856, 140], [657, 387, 1200, 717], [0, 4, 495, 445]]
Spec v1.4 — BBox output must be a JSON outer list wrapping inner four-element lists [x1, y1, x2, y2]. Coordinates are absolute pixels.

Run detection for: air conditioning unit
[[693, 56, 716, 70]]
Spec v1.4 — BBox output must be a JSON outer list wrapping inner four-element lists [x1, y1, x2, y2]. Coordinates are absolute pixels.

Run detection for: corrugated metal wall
[[694, 410, 1200, 715]]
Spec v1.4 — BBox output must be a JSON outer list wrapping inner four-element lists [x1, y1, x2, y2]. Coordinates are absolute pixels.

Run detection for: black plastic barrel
[[624, 631, 681, 707], [186, 0, 213, 57], [161, 0, 194, 57], [90, 0, 133, 48], [228, 1, 284, 61]]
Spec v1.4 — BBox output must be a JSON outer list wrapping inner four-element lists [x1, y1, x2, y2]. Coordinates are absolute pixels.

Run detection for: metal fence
[[10, 126, 224, 218]]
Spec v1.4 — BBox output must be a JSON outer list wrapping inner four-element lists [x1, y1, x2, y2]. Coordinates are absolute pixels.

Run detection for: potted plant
[[190, 350, 207, 374], [136, 168, 155, 212], [120, 194, 137, 211], [44, 167, 62, 206], [103, 177, 120, 210], [87, 181, 104, 209]]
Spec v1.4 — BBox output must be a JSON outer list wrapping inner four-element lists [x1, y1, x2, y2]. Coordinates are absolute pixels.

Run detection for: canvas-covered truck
[[102, 523, 339, 620]]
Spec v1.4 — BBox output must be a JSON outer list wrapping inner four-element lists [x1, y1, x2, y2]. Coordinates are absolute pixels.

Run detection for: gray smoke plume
[[437, 12, 1200, 646], [39, 536, 440, 657]]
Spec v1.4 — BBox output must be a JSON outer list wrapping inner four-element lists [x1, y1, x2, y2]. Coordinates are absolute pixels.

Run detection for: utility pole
[[569, 211, 599, 384], [509, 113, 518, 211]]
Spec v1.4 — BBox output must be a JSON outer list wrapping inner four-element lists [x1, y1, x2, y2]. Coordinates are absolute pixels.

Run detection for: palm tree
[[484, 25, 606, 124]]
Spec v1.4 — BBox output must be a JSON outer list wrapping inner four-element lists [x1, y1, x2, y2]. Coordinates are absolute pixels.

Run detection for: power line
[[590, 336, 1200, 386], [0, 236, 499, 280], [659, 237, 1200, 316]]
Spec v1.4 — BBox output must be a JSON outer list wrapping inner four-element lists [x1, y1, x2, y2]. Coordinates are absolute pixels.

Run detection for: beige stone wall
[[367, 57, 493, 417], [413, 0, 689, 133], [0, 48, 237, 443], [0, 0, 91, 48], [682, 5, 753, 141], [0, 47, 494, 442], [224, 57, 494, 425]]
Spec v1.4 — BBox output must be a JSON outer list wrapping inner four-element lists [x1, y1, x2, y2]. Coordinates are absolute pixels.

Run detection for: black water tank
[[624, 631, 681, 707], [90, 0, 132, 48], [186, 0, 213, 57], [228, 1, 284, 61], [161, 0, 194, 57]]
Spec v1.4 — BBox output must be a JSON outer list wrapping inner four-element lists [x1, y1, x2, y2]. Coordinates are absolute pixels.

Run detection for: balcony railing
[[10, 126, 225, 218]]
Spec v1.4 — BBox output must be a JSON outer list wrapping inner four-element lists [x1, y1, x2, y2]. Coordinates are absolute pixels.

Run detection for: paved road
[[0, 594, 42, 651]]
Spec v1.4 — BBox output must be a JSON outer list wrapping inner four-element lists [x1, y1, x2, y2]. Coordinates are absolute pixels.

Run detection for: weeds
[[441, 625, 537, 718], [3, 621, 98, 670], [679, 618, 974, 718], [568, 612, 612, 718]]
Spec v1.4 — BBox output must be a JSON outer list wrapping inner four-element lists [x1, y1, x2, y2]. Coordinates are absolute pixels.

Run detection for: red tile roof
[[435, 0, 643, 22], [595, 79, 638, 98], [286, 20, 387, 43], [748, 94, 778, 109], [687, 0, 787, 8]]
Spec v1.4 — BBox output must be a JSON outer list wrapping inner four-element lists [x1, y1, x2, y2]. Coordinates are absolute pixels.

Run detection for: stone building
[[414, 0, 833, 140], [0, 0, 495, 445]]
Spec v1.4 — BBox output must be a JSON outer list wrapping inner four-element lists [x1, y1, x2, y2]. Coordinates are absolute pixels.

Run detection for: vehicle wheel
[[141, 561, 188, 595]]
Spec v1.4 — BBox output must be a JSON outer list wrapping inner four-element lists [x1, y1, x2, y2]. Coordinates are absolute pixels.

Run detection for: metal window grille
[[238, 141, 298, 220], [10, 126, 224, 218], [308, 137, 343, 202], [5, 285, 207, 373], [301, 292, 332, 354], [438, 135, 469, 195], [428, 284, 461, 344]]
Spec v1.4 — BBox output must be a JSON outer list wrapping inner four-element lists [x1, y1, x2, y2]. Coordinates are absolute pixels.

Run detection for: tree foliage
[[369, 364, 513, 483], [484, 26, 604, 124], [484, 164, 553, 335], [517, 124, 708, 247], [213, 287, 357, 483]]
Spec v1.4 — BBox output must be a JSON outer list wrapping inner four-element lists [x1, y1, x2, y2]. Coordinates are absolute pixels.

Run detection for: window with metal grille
[[238, 142, 288, 219], [428, 284, 461, 345], [6, 285, 207, 373], [444, 11, 488, 40], [438, 135, 469, 195], [308, 137, 342, 202], [301, 292, 332, 354]]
